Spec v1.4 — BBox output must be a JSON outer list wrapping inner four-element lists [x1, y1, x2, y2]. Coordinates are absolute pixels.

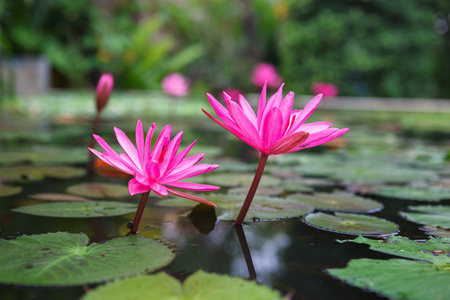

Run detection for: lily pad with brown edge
[[340, 235, 450, 264], [304, 212, 398, 236], [66, 183, 130, 198], [0, 184, 23, 197], [12, 201, 137, 218], [327, 258, 450, 300], [287, 193, 383, 213], [422, 225, 450, 238], [227, 186, 283, 196], [372, 185, 450, 201], [400, 205, 450, 229], [82, 270, 284, 300], [203, 173, 281, 187], [0, 232, 175, 286], [29, 193, 89, 201]]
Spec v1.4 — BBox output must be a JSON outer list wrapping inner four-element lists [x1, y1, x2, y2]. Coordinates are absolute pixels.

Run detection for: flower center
[[158, 146, 168, 163]]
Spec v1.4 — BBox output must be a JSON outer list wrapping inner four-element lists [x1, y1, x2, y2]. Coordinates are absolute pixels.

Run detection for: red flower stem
[[129, 191, 150, 234], [234, 153, 269, 225], [234, 225, 256, 280], [88, 111, 101, 174]]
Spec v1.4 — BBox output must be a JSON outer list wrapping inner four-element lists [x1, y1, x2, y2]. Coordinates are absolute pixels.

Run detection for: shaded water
[[0, 110, 448, 299]]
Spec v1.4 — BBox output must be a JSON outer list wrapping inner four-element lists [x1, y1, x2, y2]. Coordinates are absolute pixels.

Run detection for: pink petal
[[165, 140, 198, 175], [135, 120, 144, 166], [144, 124, 156, 166], [294, 122, 332, 134], [163, 181, 220, 191], [238, 94, 257, 127], [302, 128, 349, 149], [150, 125, 171, 162], [150, 182, 168, 196], [100, 152, 135, 175], [114, 127, 141, 171], [163, 163, 219, 182], [228, 100, 262, 149], [279, 91, 295, 128], [145, 160, 161, 181], [261, 107, 283, 150], [93, 134, 120, 157], [128, 178, 150, 196], [289, 94, 323, 132], [159, 130, 183, 176], [256, 82, 267, 127], [206, 94, 242, 133], [167, 188, 217, 207], [264, 131, 309, 155]]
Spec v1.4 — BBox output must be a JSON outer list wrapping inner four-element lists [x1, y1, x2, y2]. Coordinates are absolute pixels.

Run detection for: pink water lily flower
[[311, 82, 339, 98], [203, 83, 348, 225], [251, 63, 282, 89], [89, 120, 220, 233], [162, 73, 190, 97], [203, 83, 348, 156]]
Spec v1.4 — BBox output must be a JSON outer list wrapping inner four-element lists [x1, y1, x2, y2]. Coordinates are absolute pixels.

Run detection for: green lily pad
[[278, 183, 314, 193], [0, 166, 46, 182], [66, 183, 130, 198], [0, 232, 175, 286], [0, 146, 87, 165], [207, 160, 256, 173], [343, 235, 450, 264], [83, 270, 283, 300], [12, 201, 137, 218], [204, 173, 281, 187], [227, 186, 283, 196], [400, 205, 450, 229], [327, 258, 450, 300], [287, 193, 383, 213], [182, 144, 223, 158], [0, 184, 23, 197], [29, 193, 89, 201], [38, 166, 86, 179], [422, 225, 450, 238], [373, 186, 450, 201], [305, 212, 398, 236]]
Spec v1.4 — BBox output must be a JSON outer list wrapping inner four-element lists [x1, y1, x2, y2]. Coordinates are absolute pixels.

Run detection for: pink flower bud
[[251, 63, 282, 89], [311, 82, 339, 98], [96, 73, 114, 112]]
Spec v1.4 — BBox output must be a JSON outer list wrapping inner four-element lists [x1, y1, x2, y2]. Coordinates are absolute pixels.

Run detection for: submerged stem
[[234, 153, 269, 225], [129, 191, 150, 235]]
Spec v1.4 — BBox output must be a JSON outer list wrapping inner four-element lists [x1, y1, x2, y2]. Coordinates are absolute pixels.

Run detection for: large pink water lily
[[89, 120, 220, 206], [203, 83, 349, 156], [203, 83, 348, 225]]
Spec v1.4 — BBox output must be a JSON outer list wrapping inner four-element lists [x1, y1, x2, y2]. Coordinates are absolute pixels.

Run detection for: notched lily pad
[[0, 184, 23, 197], [287, 193, 383, 213], [305, 212, 398, 236], [373, 186, 450, 201], [83, 270, 283, 300], [327, 258, 450, 300], [0, 232, 175, 286], [400, 205, 450, 229], [66, 183, 130, 198], [12, 201, 137, 218]]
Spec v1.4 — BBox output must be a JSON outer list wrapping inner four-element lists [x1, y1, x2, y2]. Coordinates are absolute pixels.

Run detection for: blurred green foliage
[[1, 0, 449, 98]]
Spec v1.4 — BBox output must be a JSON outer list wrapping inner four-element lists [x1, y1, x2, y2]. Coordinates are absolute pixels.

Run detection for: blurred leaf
[[400, 205, 450, 229], [66, 183, 130, 198], [0, 185, 22, 197], [373, 186, 450, 201]]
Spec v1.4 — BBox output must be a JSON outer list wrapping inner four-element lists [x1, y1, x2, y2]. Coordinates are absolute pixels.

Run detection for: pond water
[[0, 104, 449, 299]]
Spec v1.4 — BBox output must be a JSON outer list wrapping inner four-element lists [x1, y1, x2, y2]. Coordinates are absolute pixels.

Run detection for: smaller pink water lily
[[96, 73, 114, 112], [251, 63, 282, 89], [311, 82, 339, 98], [89, 120, 220, 233], [203, 83, 348, 225], [161, 73, 190, 97]]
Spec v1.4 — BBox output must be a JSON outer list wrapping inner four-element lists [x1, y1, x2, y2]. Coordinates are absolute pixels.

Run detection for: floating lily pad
[[0, 232, 175, 286], [287, 193, 383, 213], [0, 185, 23, 197], [342, 235, 450, 264], [0, 166, 46, 182], [305, 212, 398, 235], [66, 183, 130, 198], [373, 186, 450, 201], [0, 146, 87, 165], [83, 270, 283, 300], [278, 183, 314, 193], [182, 144, 223, 158], [29, 193, 89, 201], [207, 160, 256, 173], [204, 173, 281, 187], [329, 236, 450, 299], [38, 166, 86, 179], [227, 186, 283, 196], [327, 258, 450, 300], [400, 205, 450, 229], [12, 201, 137, 218], [422, 225, 450, 238]]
